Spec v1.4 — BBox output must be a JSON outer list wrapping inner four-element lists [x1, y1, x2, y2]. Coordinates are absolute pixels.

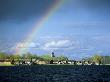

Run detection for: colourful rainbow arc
[[15, 0, 65, 55]]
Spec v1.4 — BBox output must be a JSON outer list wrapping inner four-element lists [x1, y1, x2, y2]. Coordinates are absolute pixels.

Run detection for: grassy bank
[[0, 63, 13, 66]]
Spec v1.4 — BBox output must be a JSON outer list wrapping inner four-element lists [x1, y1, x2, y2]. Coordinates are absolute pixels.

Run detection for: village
[[0, 52, 100, 66]]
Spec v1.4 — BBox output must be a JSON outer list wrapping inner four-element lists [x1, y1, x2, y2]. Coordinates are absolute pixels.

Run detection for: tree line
[[0, 52, 110, 65], [83, 55, 110, 65], [0, 52, 68, 62]]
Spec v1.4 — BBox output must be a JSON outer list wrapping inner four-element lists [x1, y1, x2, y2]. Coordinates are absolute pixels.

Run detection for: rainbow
[[15, 0, 65, 55]]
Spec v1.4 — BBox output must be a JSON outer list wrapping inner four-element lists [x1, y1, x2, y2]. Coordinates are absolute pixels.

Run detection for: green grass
[[0, 63, 14, 66]]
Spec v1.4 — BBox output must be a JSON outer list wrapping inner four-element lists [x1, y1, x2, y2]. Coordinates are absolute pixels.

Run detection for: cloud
[[15, 42, 40, 48], [43, 40, 74, 50], [91, 36, 110, 45], [66, 22, 110, 28], [80, 48, 94, 51], [45, 40, 70, 47]]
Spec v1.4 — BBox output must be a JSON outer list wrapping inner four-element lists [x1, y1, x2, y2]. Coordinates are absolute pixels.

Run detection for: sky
[[0, 0, 110, 59]]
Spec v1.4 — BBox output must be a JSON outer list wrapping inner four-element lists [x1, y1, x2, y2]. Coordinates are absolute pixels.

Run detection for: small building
[[34, 60, 47, 64], [68, 60, 77, 65], [0, 59, 11, 65], [37, 60, 47, 64]]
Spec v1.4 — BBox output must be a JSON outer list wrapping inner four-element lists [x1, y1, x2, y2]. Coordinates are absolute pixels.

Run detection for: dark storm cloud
[[0, 0, 110, 21], [77, 0, 110, 12], [66, 0, 110, 20], [75, 0, 110, 8], [0, 0, 56, 21]]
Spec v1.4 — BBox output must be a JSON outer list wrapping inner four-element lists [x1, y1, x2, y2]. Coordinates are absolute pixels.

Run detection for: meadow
[[0, 65, 110, 82]]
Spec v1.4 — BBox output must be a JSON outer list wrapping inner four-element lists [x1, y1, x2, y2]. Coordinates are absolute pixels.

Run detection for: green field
[[0, 65, 110, 82]]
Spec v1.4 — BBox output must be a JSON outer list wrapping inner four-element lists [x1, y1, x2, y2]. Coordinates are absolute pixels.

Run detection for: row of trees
[[1, 52, 110, 65], [0, 52, 68, 62], [83, 55, 110, 65]]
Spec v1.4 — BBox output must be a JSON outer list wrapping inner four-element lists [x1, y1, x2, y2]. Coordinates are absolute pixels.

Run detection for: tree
[[101, 56, 110, 64], [21, 52, 34, 59], [0, 53, 7, 59], [9, 55, 14, 60], [58, 55, 68, 61], [13, 55, 21, 59], [41, 54, 52, 62], [92, 55, 102, 65]]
